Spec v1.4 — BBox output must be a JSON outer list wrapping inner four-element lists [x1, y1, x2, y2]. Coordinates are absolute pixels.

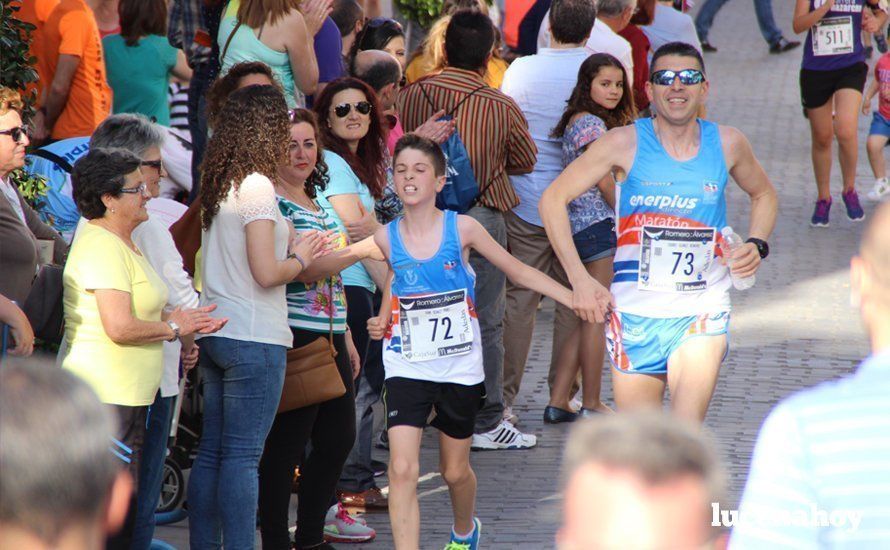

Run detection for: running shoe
[[867, 177, 890, 201], [701, 41, 717, 52], [324, 503, 376, 543], [444, 517, 482, 550], [842, 189, 865, 221], [877, 32, 889, 53], [471, 420, 537, 450], [503, 405, 519, 425], [810, 198, 831, 227]]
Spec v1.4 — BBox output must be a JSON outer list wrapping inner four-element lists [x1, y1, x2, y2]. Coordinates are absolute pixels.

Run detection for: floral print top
[[278, 196, 348, 334], [561, 113, 615, 235]]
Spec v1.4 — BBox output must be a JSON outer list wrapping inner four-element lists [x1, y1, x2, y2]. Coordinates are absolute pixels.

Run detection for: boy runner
[[367, 135, 611, 550]]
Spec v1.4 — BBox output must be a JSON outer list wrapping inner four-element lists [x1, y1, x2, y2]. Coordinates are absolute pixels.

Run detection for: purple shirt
[[307, 17, 345, 108], [802, 0, 865, 71]]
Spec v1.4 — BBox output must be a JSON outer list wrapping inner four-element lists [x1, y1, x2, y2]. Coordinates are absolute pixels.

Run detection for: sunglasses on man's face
[[0, 125, 29, 143], [142, 160, 163, 171], [649, 69, 706, 86], [333, 101, 372, 118]]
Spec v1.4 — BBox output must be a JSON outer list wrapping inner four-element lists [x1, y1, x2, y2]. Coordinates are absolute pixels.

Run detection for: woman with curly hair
[[258, 108, 382, 549], [187, 85, 328, 549], [205, 61, 281, 131], [545, 53, 637, 423]]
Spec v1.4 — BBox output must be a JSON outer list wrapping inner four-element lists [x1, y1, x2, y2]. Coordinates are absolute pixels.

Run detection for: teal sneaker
[[443, 517, 481, 550]]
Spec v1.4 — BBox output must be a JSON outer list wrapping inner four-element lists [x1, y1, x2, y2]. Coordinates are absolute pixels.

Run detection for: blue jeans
[[187, 337, 287, 549], [132, 392, 176, 550], [694, 0, 782, 46]]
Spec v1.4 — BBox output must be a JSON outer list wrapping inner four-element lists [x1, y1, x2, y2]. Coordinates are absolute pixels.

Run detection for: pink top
[[876, 53, 890, 120], [385, 113, 405, 156]]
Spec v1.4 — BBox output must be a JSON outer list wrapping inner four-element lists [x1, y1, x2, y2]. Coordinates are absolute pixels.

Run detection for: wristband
[[287, 252, 307, 270]]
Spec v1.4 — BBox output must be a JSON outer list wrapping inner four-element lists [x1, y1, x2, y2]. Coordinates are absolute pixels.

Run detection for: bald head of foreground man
[[853, 202, 890, 350], [351, 49, 402, 110], [558, 413, 727, 550]]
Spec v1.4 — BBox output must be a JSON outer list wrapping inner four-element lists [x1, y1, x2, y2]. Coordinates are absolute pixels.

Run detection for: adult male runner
[[540, 42, 778, 422]]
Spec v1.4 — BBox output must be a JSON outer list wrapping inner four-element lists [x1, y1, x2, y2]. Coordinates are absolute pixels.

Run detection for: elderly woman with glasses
[[62, 147, 224, 548], [0, 86, 68, 308]]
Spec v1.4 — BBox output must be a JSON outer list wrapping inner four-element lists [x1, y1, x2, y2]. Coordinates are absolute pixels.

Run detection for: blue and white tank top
[[382, 210, 484, 385], [802, 0, 865, 71], [612, 118, 731, 318]]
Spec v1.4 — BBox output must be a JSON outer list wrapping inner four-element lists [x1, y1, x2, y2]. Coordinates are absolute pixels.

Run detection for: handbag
[[418, 84, 491, 214], [23, 264, 64, 346], [277, 277, 346, 412]]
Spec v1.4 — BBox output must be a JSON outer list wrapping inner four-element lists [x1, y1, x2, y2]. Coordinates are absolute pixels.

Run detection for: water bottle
[[720, 227, 755, 290]]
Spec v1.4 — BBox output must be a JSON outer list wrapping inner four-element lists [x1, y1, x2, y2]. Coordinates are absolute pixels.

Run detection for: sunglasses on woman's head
[[333, 101, 372, 118], [649, 69, 706, 86], [0, 125, 28, 143], [365, 17, 402, 30]]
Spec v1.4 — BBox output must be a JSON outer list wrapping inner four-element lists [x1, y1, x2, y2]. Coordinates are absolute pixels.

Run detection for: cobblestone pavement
[[157, 2, 878, 547]]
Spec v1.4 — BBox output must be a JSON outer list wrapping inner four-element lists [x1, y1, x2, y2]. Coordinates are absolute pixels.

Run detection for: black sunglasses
[[142, 160, 163, 170], [650, 69, 706, 86], [333, 101, 372, 118], [0, 125, 28, 143], [365, 17, 402, 30]]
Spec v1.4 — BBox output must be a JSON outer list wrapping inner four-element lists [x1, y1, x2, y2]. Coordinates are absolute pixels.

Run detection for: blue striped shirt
[[730, 350, 890, 549]]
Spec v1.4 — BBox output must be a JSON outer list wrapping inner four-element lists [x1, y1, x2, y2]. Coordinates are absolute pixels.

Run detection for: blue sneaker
[[810, 198, 831, 227], [444, 517, 481, 550], [842, 189, 865, 221]]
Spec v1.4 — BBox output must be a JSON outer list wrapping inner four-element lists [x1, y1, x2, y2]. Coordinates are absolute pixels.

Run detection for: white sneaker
[[569, 395, 583, 413], [867, 177, 890, 201], [503, 406, 519, 425], [471, 420, 537, 450]]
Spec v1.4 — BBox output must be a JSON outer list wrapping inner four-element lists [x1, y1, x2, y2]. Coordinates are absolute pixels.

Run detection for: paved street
[[157, 2, 878, 547]]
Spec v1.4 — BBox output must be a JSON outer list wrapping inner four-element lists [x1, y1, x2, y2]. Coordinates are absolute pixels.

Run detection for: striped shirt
[[277, 196, 348, 334], [168, 82, 190, 131], [730, 350, 890, 549], [397, 67, 537, 212]]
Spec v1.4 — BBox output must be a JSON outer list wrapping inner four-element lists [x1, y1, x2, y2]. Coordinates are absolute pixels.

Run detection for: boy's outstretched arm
[[458, 216, 612, 323], [368, 228, 394, 340]]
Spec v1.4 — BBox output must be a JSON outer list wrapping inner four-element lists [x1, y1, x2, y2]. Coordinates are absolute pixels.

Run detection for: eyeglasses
[[141, 160, 163, 170], [0, 125, 28, 143], [649, 69, 706, 86], [333, 101, 372, 118], [119, 183, 148, 195]]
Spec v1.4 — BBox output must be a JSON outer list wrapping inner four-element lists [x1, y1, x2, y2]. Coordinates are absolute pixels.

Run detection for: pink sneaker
[[324, 503, 375, 543]]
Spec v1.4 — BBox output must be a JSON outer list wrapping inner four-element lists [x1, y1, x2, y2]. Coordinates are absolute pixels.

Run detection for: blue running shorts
[[869, 112, 890, 139], [606, 311, 730, 375]]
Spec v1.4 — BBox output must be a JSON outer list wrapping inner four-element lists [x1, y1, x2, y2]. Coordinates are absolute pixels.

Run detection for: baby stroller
[[155, 365, 203, 523]]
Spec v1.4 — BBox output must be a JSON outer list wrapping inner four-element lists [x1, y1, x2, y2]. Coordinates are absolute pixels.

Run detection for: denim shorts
[[573, 217, 617, 263], [869, 112, 890, 139]]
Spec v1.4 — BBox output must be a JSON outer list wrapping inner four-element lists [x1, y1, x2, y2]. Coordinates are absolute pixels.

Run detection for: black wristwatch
[[746, 237, 769, 259]]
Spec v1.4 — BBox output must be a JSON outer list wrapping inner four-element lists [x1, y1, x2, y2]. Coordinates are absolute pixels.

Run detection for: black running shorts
[[382, 377, 485, 440], [800, 62, 868, 110]]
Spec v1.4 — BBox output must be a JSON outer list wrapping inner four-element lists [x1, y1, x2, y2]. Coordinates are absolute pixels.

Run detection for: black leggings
[[258, 329, 356, 549]]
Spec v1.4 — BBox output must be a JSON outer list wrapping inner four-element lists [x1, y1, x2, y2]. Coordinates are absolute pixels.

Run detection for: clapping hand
[[299, 0, 333, 36], [168, 304, 228, 337], [571, 276, 613, 324], [413, 110, 456, 144]]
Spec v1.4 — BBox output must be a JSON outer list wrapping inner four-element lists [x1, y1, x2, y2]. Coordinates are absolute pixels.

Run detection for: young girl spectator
[[546, 53, 637, 423]]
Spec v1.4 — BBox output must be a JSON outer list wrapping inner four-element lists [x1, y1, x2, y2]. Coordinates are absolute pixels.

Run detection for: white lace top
[[198, 173, 293, 347]]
